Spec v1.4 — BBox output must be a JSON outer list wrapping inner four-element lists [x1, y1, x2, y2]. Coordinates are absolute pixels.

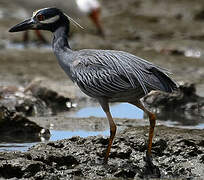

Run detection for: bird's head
[[9, 7, 82, 33]]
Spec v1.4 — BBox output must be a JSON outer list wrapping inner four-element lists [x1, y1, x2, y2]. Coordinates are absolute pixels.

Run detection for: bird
[[9, 7, 177, 164], [76, 0, 104, 36]]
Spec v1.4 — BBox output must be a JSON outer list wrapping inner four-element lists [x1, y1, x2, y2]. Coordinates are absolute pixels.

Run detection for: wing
[[71, 49, 176, 98], [72, 60, 132, 98]]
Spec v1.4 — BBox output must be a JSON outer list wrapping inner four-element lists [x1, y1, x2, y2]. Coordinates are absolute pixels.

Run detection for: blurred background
[[1, 0, 204, 94], [0, 0, 204, 150]]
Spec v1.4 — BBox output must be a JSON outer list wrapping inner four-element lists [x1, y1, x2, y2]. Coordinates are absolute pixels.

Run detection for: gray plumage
[[55, 47, 177, 102]]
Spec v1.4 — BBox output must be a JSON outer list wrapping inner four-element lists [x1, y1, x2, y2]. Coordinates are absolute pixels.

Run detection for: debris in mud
[[194, 9, 204, 21], [159, 48, 202, 58], [159, 48, 184, 56], [0, 125, 203, 179], [0, 106, 50, 142]]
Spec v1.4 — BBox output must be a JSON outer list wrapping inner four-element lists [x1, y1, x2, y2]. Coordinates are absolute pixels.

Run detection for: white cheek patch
[[40, 15, 60, 24]]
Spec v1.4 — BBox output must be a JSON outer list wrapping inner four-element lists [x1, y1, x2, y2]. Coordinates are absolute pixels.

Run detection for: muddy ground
[[0, 125, 204, 179], [0, 0, 204, 179]]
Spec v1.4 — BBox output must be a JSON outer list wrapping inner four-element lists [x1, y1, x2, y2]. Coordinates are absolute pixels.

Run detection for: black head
[[9, 7, 69, 33]]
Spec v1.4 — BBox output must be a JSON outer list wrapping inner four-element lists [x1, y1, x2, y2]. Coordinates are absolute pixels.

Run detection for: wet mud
[[0, 126, 204, 179]]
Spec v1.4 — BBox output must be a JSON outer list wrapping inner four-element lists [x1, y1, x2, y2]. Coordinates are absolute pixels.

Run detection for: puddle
[[50, 129, 109, 141], [0, 143, 36, 152], [0, 40, 52, 51], [67, 103, 144, 119], [0, 130, 109, 152], [68, 102, 204, 129], [0, 103, 203, 152]]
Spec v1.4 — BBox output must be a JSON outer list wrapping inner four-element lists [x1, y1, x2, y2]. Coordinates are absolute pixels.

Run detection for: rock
[[143, 83, 204, 122], [0, 82, 75, 116], [26, 83, 72, 113], [0, 125, 203, 179], [0, 85, 51, 116], [0, 106, 50, 142]]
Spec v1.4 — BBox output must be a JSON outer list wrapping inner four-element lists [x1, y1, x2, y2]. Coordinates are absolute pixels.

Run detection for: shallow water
[[1, 102, 203, 152], [0, 130, 110, 152], [67, 103, 144, 119], [5, 41, 52, 51], [69, 103, 204, 128], [0, 143, 35, 152], [50, 129, 110, 141]]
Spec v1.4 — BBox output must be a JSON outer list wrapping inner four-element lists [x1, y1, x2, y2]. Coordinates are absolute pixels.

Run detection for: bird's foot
[[37, 39, 48, 45], [97, 30, 105, 39], [144, 153, 153, 166], [94, 157, 108, 165], [140, 154, 161, 178]]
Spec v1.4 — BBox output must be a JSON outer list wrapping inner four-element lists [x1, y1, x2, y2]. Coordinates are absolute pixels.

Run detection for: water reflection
[[0, 40, 52, 51], [184, 48, 201, 58], [50, 130, 109, 141], [69, 103, 144, 119], [0, 130, 110, 152], [156, 111, 204, 128], [68, 103, 204, 129], [0, 143, 36, 152]]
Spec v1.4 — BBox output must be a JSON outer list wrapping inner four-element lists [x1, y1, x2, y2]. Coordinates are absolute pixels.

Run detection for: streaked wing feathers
[[71, 49, 171, 97], [73, 61, 131, 97]]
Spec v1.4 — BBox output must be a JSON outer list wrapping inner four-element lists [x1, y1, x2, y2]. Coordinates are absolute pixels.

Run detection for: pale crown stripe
[[32, 8, 50, 17], [40, 15, 60, 24]]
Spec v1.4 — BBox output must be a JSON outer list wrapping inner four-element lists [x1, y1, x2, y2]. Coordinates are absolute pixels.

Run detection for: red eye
[[37, 14, 45, 21]]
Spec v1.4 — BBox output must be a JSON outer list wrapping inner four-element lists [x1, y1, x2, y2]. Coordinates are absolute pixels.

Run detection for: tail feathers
[[151, 67, 178, 93]]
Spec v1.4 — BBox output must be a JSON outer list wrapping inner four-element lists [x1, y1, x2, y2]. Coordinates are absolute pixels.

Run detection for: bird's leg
[[89, 8, 105, 37], [98, 99, 116, 164], [23, 31, 29, 43], [130, 100, 160, 178], [130, 100, 156, 162], [35, 30, 47, 43]]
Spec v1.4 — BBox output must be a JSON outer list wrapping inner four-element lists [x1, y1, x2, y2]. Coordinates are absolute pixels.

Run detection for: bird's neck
[[52, 25, 75, 79], [52, 25, 71, 52]]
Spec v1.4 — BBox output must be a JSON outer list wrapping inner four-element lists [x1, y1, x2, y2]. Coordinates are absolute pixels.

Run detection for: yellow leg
[[98, 99, 117, 163]]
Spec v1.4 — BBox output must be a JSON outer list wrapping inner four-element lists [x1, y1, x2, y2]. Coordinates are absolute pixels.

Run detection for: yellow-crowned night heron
[[9, 7, 177, 164]]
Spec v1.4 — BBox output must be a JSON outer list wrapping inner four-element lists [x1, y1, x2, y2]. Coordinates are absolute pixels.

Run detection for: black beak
[[9, 18, 35, 32]]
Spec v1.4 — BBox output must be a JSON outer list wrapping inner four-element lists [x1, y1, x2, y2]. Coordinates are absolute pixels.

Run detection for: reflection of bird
[[9, 8, 177, 164], [76, 0, 104, 36]]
